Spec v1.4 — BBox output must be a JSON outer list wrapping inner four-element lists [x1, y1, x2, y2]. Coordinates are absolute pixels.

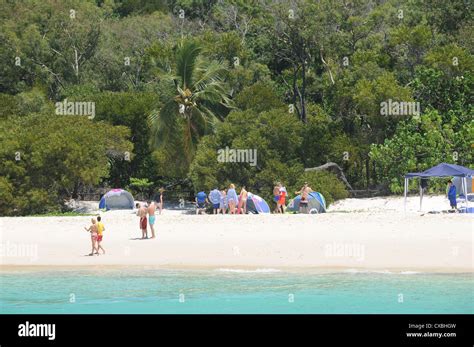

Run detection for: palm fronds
[[175, 40, 201, 89], [149, 39, 233, 162]]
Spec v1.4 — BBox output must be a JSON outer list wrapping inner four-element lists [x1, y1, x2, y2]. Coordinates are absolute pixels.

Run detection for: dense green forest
[[0, 0, 472, 215]]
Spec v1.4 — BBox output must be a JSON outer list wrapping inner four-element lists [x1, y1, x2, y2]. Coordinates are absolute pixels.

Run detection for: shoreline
[[1, 264, 473, 274]]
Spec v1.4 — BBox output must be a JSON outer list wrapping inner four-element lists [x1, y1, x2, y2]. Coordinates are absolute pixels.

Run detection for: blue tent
[[404, 163, 474, 211], [287, 192, 326, 214], [99, 189, 135, 210], [246, 193, 270, 214]]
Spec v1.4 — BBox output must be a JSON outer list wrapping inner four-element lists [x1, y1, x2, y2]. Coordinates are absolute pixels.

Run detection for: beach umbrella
[[287, 192, 326, 214], [99, 189, 135, 211], [246, 193, 270, 214]]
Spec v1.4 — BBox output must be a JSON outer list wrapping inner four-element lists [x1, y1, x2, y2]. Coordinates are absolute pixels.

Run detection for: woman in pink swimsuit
[[84, 218, 99, 256]]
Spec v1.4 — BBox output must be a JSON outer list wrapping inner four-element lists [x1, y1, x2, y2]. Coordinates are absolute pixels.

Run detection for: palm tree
[[149, 40, 233, 163]]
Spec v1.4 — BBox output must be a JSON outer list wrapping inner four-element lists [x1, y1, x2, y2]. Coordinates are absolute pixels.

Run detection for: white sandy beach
[[0, 195, 472, 272]]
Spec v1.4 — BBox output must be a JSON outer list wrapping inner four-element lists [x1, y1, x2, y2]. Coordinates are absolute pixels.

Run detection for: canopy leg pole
[[463, 177, 468, 210], [419, 179, 423, 212], [404, 178, 408, 213]]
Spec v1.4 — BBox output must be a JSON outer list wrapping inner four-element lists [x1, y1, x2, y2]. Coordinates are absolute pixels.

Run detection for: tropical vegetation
[[0, 0, 472, 215]]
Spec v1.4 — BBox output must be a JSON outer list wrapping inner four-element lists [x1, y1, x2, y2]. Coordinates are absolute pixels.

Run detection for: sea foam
[[216, 268, 281, 274]]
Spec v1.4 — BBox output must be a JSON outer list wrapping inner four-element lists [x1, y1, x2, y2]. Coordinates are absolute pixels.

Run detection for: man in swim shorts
[[296, 183, 313, 214], [136, 202, 148, 239], [209, 188, 221, 214], [96, 216, 105, 254], [147, 201, 156, 238]]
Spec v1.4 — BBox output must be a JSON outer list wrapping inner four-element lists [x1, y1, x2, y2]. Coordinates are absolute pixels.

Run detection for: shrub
[[0, 114, 132, 216]]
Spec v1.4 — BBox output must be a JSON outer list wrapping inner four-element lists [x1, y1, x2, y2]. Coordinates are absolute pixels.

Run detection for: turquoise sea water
[[0, 269, 472, 314]]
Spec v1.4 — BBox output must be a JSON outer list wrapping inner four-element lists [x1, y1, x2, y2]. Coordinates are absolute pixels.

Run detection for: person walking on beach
[[148, 201, 156, 238], [136, 202, 148, 239], [296, 183, 313, 214], [227, 184, 238, 214], [278, 183, 287, 214], [237, 186, 248, 214], [157, 188, 164, 215], [195, 191, 208, 214], [447, 180, 457, 211], [84, 218, 99, 256], [209, 188, 221, 214], [219, 189, 227, 214], [96, 216, 106, 254]]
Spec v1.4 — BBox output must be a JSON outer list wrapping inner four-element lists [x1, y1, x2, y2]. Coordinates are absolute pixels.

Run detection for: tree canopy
[[0, 0, 472, 215]]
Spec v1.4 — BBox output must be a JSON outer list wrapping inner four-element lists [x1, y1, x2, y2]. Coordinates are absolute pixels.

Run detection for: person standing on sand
[[273, 184, 281, 213], [447, 180, 457, 211], [157, 188, 164, 215], [227, 184, 238, 214], [296, 183, 313, 214], [278, 183, 287, 214], [96, 216, 106, 254], [148, 201, 156, 238], [219, 189, 227, 214], [136, 202, 148, 239], [238, 186, 248, 214], [209, 188, 221, 214], [84, 218, 99, 256]]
